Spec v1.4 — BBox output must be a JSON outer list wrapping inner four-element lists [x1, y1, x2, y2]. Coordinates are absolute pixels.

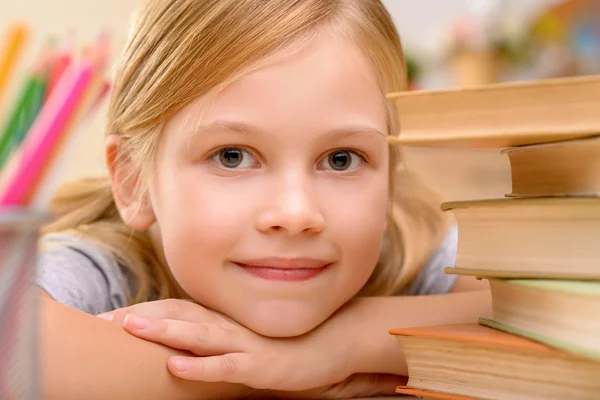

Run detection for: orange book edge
[[396, 386, 477, 400], [389, 323, 553, 353]]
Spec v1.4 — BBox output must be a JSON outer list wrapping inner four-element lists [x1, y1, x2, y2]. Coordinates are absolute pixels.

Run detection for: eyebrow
[[184, 120, 387, 140], [185, 120, 258, 137]]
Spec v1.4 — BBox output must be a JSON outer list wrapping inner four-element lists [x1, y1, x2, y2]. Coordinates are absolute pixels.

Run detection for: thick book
[[389, 323, 600, 400], [387, 75, 600, 149], [502, 136, 600, 197], [442, 197, 600, 279], [483, 278, 600, 361]]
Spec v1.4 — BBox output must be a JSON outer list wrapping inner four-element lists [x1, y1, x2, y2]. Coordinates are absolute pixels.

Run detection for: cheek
[[151, 169, 259, 295], [322, 174, 388, 278], [158, 167, 259, 237], [347, 187, 387, 264]]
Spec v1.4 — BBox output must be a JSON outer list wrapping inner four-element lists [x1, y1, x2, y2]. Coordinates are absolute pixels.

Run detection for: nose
[[255, 175, 325, 235]]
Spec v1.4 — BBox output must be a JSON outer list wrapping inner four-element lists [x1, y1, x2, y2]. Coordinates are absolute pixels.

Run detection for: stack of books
[[387, 75, 600, 400]]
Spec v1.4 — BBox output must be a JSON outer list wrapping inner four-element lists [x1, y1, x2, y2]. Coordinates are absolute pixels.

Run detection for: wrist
[[331, 297, 407, 376], [328, 297, 405, 377]]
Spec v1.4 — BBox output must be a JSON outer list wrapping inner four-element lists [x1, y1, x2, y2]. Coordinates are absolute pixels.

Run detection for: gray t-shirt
[[36, 225, 459, 315]]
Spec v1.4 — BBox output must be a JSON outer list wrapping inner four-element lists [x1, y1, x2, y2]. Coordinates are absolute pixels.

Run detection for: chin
[[248, 316, 323, 338], [237, 301, 333, 338]]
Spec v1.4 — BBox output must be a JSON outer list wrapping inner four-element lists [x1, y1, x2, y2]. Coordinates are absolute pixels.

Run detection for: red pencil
[[45, 28, 75, 102]]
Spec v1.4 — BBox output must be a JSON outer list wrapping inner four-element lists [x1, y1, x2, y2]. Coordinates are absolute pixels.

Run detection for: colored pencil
[[0, 22, 29, 109], [0, 55, 96, 206], [45, 28, 74, 102], [29, 34, 111, 206], [0, 44, 53, 168], [0, 25, 111, 209]]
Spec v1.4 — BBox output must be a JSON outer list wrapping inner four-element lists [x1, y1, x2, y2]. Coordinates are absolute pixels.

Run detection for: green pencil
[[0, 44, 52, 168], [15, 75, 47, 143], [0, 76, 38, 167]]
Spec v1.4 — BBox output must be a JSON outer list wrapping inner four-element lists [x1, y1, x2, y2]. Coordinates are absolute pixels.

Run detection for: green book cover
[[479, 318, 600, 362]]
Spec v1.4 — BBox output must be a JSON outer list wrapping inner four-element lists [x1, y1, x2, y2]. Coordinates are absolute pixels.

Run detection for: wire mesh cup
[[0, 210, 49, 400]]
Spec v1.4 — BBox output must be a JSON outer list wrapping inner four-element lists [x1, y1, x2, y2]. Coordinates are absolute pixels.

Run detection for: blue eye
[[320, 150, 363, 171], [212, 147, 258, 169]]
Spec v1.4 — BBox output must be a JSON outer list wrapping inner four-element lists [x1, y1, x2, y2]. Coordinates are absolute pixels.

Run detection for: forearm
[[40, 293, 252, 400], [338, 290, 492, 376]]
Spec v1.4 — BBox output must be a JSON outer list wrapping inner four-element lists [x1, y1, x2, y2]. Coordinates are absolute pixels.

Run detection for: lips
[[234, 257, 333, 282]]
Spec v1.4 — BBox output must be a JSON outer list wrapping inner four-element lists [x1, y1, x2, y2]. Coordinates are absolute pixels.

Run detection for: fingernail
[[126, 314, 150, 330], [97, 313, 113, 321], [172, 358, 189, 373]]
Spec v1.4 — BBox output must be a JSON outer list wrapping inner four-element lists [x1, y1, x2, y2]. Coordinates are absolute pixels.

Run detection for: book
[[396, 386, 475, 400], [386, 75, 600, 149], [389, 323, 600, 400], [398, 382, 600, 400], [483, 279, 600, 361], [441, 197, 600, 279], [502, 136, 600, 198]]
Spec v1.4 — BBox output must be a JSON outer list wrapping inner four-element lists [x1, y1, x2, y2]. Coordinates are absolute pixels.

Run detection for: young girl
[[37, 0, 490, 398]]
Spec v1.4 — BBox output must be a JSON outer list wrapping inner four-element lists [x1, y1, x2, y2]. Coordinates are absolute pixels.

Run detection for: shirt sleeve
[[402, 224, 459, 296], [35, 235, 130, 315]]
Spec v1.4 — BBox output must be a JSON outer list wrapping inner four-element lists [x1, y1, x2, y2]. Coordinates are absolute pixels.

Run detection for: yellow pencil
[[0, 22, 30, 108]]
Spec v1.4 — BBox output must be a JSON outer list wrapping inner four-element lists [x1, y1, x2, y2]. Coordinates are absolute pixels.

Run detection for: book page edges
[[389, 131, 600, 149], [440, 196, 600, 211], [386, 74, 600, 101], [395, 386, 478, 400], [443, 267, 600, 280], [505, 192, 600, 198], [500, 135, 600, 154], [390, 323, 547, 351]]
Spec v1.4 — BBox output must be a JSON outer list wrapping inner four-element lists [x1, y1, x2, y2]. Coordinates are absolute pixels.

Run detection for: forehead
[[164, 30, 387, 140]]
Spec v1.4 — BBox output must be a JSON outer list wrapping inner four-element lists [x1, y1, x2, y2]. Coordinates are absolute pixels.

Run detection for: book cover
[[387, 74, 600, 149]]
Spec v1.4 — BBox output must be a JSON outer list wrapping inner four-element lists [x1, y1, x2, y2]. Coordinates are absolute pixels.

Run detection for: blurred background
[[0, 0, 599, 203]]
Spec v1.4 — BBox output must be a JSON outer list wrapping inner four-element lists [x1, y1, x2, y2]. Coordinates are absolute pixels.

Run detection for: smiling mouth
[[233, 258, 333, 282]]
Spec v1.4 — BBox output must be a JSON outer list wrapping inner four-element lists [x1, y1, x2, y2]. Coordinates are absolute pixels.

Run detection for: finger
[[97, 307, 132, 324], [97, 298, 214, 324], [122, 314, 244, 356], [99, 299, 205, 324], [167, 353, 253, 385]]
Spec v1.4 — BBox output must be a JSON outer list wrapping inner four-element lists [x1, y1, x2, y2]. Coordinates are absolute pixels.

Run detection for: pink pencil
[[28, 37, 111, 208], [0, 56, 96, 206]]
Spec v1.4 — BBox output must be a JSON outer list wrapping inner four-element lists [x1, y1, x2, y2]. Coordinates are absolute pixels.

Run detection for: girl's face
[[147, 31, 389, 337]]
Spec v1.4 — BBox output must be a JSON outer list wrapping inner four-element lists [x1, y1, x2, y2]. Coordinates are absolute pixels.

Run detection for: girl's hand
[[97, 299, 405, 397]]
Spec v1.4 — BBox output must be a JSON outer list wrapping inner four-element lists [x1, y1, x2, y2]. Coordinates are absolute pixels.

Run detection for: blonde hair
[[43, 0, 449, 304]]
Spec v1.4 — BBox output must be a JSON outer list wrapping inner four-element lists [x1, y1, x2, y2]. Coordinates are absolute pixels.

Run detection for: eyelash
[[207, 146, 260, 166], [318, 148, 367, 171], [206, 146, 368, 171]]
